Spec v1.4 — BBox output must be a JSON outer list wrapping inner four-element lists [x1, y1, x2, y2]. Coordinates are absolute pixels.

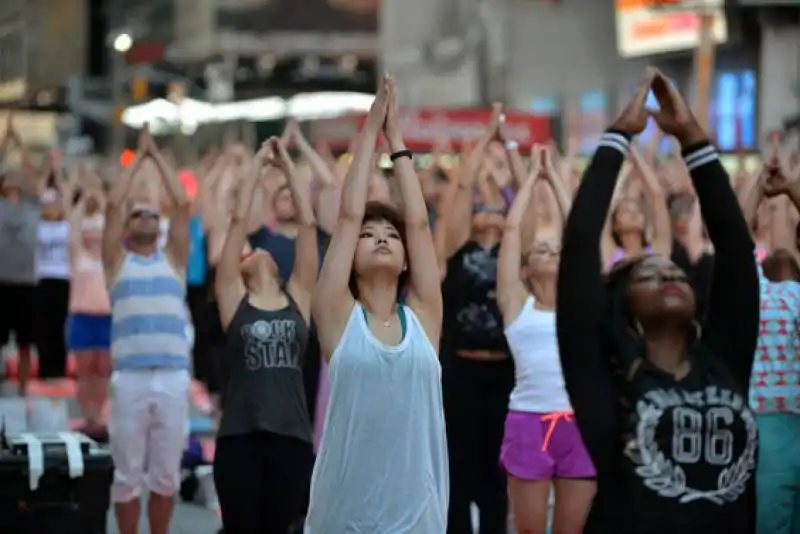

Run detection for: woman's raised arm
[[382, 76, 442, 343], [497, 146, 541, 324], [557, 76, 651, 471], [312, 76, 389, 358], [443, 105, 501, 258], [270, 137, 319, 323], [215, 145, 269, 330]]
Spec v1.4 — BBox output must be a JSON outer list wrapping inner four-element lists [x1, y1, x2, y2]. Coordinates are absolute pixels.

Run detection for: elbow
[[405, 216, 430, 233], [338, 208, 363, 224]]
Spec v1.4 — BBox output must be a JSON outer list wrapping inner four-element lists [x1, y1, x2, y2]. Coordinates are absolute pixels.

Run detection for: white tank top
[[158, 218, 170, 249], [305, 303, 449, 533], [36, 219, 70, 280], [505, 295, 572, 413]]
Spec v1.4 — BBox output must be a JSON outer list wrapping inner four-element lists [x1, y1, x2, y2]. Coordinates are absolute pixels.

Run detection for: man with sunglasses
[[102, 126, 192, 534]]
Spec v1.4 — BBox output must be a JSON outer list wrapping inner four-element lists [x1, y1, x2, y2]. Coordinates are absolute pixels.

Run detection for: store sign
[[310, 109, 551, 151], [615, 0, 727, 57]]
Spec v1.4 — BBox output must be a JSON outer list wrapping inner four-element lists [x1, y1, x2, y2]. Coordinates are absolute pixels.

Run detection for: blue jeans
[[756, 413, 800, 534]]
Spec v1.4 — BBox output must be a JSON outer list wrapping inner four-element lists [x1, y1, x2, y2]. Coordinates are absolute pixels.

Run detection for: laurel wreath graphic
[[625, 401, 757, 505]]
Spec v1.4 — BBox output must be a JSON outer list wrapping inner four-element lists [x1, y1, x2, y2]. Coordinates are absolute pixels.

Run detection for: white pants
[[109, 369, 190, 503]]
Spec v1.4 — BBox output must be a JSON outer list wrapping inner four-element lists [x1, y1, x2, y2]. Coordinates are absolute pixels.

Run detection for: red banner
[[310, 108, 552, 151]]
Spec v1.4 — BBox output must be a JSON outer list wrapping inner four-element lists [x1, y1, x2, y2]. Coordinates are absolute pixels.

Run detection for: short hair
[[763, 248, 800, 282], [348, 201, 409, 301]]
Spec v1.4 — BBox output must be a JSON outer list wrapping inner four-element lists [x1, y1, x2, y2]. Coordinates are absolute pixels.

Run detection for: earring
[[692, 319, 702, 339], [630, 320, 644, 337]]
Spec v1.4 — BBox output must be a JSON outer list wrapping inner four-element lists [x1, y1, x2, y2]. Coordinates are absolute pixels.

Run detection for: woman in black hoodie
[[556, 70, 759, 534]]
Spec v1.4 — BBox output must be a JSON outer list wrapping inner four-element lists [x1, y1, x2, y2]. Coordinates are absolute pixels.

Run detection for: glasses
[[129, 209, 159, 221]]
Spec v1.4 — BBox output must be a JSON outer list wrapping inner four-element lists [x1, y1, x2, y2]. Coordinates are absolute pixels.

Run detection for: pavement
[[105, 499, 220, 534]]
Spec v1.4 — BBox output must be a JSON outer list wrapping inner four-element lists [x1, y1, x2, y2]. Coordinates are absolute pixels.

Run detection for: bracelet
[[389, 149, 413, 162]]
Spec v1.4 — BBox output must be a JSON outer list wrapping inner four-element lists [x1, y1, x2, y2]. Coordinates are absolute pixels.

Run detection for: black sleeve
[[557, 130, 629, 468], [683, 142, 759, 393]]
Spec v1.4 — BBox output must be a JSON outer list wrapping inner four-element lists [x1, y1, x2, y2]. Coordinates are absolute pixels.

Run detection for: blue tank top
[[187, 216, 206, 286]]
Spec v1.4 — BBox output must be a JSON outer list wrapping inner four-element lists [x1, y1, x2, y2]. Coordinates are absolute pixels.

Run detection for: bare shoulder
[[405, 294, 442, 348]]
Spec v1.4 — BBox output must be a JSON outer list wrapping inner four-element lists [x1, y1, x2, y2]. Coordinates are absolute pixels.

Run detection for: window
[[713, 70, 757, 151], [580, 91, 607, 154], [530, 95, 560, 115]]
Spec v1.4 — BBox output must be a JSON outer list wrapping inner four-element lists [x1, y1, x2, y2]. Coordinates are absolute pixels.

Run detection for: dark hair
[[602, 254, 700, 383], [348, 201, 409, 301], [763, 248, 800, 282]]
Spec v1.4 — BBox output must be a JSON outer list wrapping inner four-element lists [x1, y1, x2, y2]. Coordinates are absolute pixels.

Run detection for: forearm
[[286, 170, 316, 227], [339, 124, 380, 220], [151, 151, 188, 206], [389, 140, 428, 225]]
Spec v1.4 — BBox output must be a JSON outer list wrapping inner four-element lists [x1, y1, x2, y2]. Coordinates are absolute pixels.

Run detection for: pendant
[[383, 320, 392, 328]]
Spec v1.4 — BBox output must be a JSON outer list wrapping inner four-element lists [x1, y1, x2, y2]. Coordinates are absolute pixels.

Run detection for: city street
[[106, 500, 219, 534]]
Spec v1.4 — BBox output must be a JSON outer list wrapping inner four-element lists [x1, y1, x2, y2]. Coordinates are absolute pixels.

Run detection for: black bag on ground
[[0, 425, 113, 534]]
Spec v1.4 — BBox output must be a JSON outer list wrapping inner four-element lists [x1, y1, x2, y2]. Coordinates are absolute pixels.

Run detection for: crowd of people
[[0, 68, 798, 534]]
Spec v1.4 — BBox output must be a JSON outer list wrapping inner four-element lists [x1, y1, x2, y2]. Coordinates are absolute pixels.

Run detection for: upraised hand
[[365, 74, 390, 132], [266, 137, 295, 172], [648, 69, 705, 147], [610, 69, 653, 136], [528, 144, 543, 181], [383, 75, 402, 147], [761, 153, 794, 198]]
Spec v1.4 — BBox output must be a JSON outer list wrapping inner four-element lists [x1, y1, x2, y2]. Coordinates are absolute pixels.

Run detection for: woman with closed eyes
[[305, 75, 447, 533], [557, 71, 759, 534], [213, 138, 318, 534]]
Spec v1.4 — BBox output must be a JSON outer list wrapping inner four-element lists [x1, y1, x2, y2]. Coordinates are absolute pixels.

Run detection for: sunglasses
[[473, 204, 506, 216], [129, 209, 159, 220]]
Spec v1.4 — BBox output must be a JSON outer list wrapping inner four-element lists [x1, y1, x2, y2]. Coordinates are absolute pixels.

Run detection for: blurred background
[[0, 0, 797, 171]]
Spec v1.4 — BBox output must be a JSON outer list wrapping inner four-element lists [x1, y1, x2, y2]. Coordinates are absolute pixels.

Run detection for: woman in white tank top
[[496, 145, 595, 533], [36, 165, 75, 382], [305, 76, 448, 533]]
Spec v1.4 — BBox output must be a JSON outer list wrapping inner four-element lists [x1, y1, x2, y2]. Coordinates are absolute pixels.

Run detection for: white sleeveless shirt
[[36, 219, 70, 280], [305, 303, 449, 533], [505, 295, 572, 413]]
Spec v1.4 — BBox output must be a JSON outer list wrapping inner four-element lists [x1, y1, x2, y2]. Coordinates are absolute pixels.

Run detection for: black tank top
[[442, 241, 508, 352], [217, 292, 312, 442]]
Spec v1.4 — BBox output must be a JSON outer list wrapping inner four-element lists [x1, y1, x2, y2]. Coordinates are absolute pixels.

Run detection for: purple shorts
[[500, 410, 596, 481]]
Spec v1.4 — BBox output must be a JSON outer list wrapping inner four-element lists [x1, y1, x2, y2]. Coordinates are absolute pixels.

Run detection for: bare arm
[[601, 164, 632, 270], [102, 138, 147, 284], [384, 77, 442, 343], [444, 106, 502, 258], [312, 79, 388, 360], [630, 146, 672, 256], [498, 148, 540, 324], [145, 134, 190, 269], [215, 148, 266, 330], [542, 147, 572, 226], [274, 138, 319, 323], [291, 122, 340, 236]]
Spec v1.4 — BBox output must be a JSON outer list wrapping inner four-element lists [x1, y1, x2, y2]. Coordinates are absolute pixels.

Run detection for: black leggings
[[214, 431, 313, 534], [443, 354, 514, 534], [36, 278, 70, 379]]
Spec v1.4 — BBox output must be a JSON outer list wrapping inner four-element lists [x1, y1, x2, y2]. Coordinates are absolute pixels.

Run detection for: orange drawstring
[[539, 411, 573, 452]]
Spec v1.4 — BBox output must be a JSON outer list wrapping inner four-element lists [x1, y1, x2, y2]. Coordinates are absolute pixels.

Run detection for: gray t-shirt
[[0, 196, 40, 284], [217, 293, 312, 443]]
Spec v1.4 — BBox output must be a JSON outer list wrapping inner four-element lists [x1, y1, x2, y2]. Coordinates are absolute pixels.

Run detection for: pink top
[[69, 218, 110, 314], [69, 251, 110, 314]]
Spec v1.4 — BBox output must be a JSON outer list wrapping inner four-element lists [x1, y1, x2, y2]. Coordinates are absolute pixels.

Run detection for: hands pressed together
[[612, 68, 707, 148]]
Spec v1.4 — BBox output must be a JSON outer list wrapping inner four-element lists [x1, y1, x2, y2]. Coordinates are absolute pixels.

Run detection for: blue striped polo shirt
[[109, 250, 189, 371]]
